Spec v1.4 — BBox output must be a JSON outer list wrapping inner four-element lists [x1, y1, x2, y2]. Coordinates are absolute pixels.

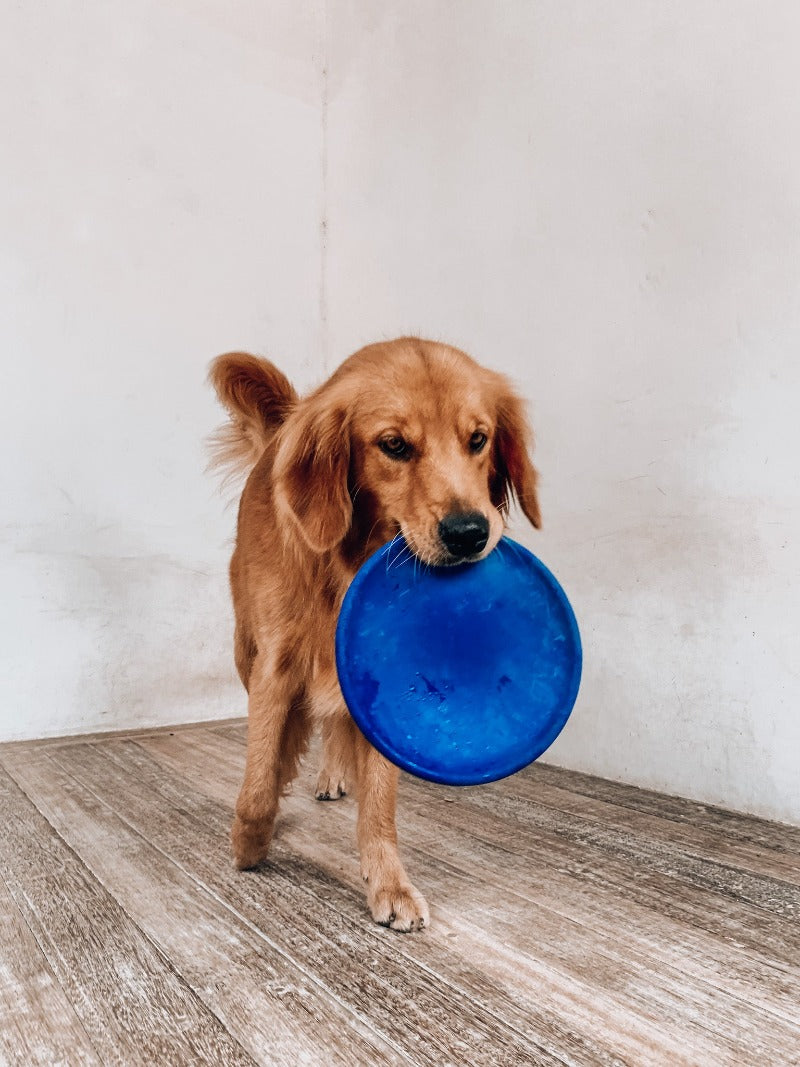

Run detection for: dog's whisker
[[363, 517, 390, 556], [385, 531, 404, 572], [397, 533, 425, 579], [388, 543, 413, 571], [389, 534, 405, 564], [387, 528, 415, 571]]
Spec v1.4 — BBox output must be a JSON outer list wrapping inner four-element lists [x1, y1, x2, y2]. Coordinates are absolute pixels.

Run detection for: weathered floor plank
[[0, 874, 101, 1067], [214, 719, 800, 856], [405, 776, 800, 968], [139, 727, 800, 1063], [502, 770, 800, 886], [1, 720, 799, 1067], [52, 741, 570, 1067], [529, 761, 800, 855], [137, 734, 687, 1067], [6, 751, 408, 1067], [187, 723, 800, 981], [0, 766, 255, 1067]]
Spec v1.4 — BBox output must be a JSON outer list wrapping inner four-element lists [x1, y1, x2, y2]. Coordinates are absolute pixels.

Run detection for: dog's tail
[[207, 352, 298, 485]]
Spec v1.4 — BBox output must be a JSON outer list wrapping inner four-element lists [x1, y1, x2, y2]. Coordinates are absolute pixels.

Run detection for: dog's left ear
[[273, 396, 352, 553], [490, 380, 542, 529]]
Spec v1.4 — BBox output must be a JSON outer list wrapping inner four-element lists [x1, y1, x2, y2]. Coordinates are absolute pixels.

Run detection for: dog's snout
[[438, 511, 490, 559]]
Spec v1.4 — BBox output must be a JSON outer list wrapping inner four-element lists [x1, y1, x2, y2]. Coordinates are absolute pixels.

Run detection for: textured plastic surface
[[335, 537, 582, 786]]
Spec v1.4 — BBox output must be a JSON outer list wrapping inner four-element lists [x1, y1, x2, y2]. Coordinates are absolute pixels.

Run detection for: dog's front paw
[[368, 880, 430, 932], [231, 815, 273, 870], [314, 770, 347, 801]]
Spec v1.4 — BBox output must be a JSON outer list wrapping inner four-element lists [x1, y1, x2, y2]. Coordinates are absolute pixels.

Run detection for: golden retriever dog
[[208, 337, 541, 931]]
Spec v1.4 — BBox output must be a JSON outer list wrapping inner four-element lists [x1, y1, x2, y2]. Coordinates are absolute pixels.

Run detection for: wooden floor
[[1, 721, 798, 1067]]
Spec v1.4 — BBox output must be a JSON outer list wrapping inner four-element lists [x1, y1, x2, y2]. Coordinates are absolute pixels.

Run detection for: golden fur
[[208, 337, 541, 931]]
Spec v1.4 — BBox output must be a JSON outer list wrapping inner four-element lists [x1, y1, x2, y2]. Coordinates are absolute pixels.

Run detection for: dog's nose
[[438, 512, 490, 559]]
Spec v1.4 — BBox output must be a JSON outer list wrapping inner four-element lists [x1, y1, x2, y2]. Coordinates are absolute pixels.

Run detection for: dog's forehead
[[359, 354, 492, 421], [356, 377, 490, 436]]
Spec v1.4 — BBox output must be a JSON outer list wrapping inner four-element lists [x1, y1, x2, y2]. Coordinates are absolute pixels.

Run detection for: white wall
[[1, 2, 325, 740], [325, 1, 800, 825], [4, 2, 798, 826]]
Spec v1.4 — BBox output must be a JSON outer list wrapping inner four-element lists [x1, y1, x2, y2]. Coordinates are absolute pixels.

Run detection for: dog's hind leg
[[278, 692, 312, 797], [232, 653, 306, 869], [233, 621, 257, 691], [314, 714, 352, 800]]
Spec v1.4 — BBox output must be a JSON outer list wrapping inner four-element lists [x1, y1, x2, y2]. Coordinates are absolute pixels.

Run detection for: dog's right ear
[[207, 353, 298, 485], [273, 395, 352, 554]]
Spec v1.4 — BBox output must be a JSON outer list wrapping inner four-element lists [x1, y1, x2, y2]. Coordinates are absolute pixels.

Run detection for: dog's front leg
[[232, 654, 300, 869], [354, 732, 430, 932]]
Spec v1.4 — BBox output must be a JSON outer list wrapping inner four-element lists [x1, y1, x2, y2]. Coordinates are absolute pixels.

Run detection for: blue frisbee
[[335, 536, 582, 786]]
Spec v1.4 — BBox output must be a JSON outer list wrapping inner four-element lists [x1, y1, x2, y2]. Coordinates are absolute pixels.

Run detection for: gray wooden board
[[397, 790, 800, 1026], [215, 720, 800, 857], [0, 872, 101, 1067], [51, 741, 572, 1067], [399, 775, 800, 968], [420, 776, 800, 920], [498, 771, 800, 888], [138, 734, 672, 1066], [138, 728, 800, 1065], [0, 765, 255, 1067], [530, 762, 800, 855], [198, 724, 800, 977], [136, 730, 800, 1065], [146, 727, 800, 1017], [5, 750, 409, 1067], [276, 787, 796, 1067], [3, 721, 799, 1067], [297, 773, 800, 1043]]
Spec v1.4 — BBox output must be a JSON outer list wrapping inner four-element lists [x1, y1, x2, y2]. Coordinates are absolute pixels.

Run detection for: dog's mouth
[[399, 526, 494, 569], [436, 551, 486, 568]]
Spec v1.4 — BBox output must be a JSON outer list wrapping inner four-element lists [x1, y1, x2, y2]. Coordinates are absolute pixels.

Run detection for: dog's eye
[[379, 435, 411, 460], [469, 431, 488, 454]]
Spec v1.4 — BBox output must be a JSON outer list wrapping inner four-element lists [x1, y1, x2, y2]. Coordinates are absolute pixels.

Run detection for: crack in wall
[[319, 0, 329, 373]]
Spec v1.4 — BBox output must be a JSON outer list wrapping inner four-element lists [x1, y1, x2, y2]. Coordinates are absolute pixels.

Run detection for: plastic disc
[[335, 536, 582, 786]]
